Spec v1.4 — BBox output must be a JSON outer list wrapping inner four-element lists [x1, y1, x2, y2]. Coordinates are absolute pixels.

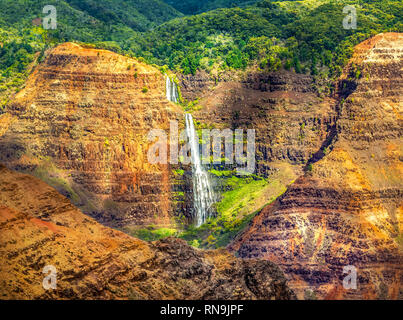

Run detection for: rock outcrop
[[0, 164, 295, 300], [229, 33, 403, 299], [0, 42, 183, 228]]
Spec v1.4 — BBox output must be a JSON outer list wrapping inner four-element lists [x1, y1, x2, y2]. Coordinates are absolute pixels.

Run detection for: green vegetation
[[208, 169, 234, 177], [396, 233, 403, 249], [175, 191, 185, 197], [176, 163, 297, 249], [134, 0, 402, 77], [65, 0, 182, 32], [128, 173, 283, 248], [33, 166, 80, 203], [178, 173, 288, 248], [183, 98, 203, 112], [136, 2, 295, 74], [132, 225, 178, 241], [179, 206, 259, 249], [173, 168, 185, 176], [0, 26, 48, 110], [165, 0, 258, 14], [216, 175, 267, 217]]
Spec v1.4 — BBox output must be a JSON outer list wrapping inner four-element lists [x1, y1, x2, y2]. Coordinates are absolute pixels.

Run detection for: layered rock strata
[[0, 43, 183, 227], [0, 164, 295, 300], [229, 33, 403, 299], [179, 69, 337, 179]]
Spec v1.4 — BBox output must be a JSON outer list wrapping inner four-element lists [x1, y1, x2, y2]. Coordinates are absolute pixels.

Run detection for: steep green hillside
[[164, 0, 258, 14], [136, 0, 402, 76], [65, 0, 182, 32], [0, 0, 181, 32], [134, 2, 296, 73]]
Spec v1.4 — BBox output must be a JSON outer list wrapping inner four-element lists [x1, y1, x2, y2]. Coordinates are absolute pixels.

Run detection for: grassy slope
[[178, 163, 298, 248], [132, 164, 298, 248]]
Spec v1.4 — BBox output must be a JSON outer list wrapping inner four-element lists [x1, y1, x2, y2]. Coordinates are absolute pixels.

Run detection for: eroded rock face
[[0, 164, 295, 300], [229, 33, 403, 299], [180, 69, 337, 178], [0, 43, 183, 228], [178, 71, 216, 101]]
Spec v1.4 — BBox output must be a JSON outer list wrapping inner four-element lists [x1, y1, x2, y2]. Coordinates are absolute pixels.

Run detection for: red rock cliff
[[229, 33, 403, 299], [0, 42, 183, 228], [0, 164, 295, 300]]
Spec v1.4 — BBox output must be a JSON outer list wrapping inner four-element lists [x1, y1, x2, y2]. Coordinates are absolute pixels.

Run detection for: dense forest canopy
[[0, 0, 402, 109], [137, 0, 402, 75], [164, 0, 258, 14]]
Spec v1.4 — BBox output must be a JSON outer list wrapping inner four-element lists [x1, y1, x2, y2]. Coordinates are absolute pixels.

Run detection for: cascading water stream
[[165, 75, 215, 226], [165, 75, 179, 103], [185, 113, 215, 226]]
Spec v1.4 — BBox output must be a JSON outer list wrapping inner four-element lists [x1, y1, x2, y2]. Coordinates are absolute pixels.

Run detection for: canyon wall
[[0, 32, 401, 300], [229, 33, 403, 299], [179, 67, 338, 178], [175, 43, 340, 243], [0, 43, 183, 228], [0, 164, 295, 300]]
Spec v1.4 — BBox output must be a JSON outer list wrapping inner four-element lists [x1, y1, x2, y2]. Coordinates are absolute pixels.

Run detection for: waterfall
[[164, 75, 214, 226], [165, 75, 179, 103], [185, 113, 215, 226]]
